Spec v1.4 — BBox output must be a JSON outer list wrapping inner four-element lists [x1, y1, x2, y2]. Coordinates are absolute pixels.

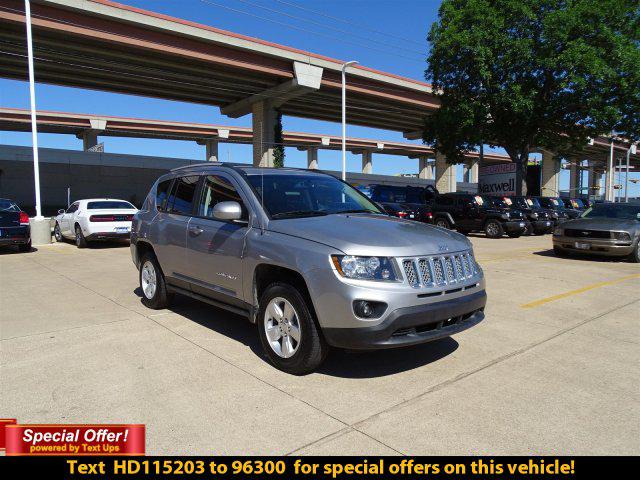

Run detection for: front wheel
[[435, 217, 451, 230], [54, 223, 63, 242], [257, 283, 328, 375], [629, 243, 640, 263], [484, 220, 504, 238], [75, 225, 88, 248]]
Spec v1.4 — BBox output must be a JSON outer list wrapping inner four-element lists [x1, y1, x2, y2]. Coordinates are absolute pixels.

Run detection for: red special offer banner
[[0, 419, 17, 450], [5, 424, 145, 456]]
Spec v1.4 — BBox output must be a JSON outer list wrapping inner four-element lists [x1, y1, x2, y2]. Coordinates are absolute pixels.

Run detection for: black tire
[[524, 223, 534, 236], [506, 232, 521, 238], [257, 282, 328, 375], [139, 252, 172, 309], [17, 241, 31, 253], [554, 246, 569, 258], [54, 223, 63, 242], [435, 217, 451, 230], [484, 220, 504, 238], [629, 243, 640, 263], [75, 225, 88, 248]]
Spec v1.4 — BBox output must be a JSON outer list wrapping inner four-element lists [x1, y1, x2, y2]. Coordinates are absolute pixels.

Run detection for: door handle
[[189, 226, 204, 236]]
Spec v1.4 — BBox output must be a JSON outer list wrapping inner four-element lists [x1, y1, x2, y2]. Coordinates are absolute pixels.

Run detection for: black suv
[[430, 193, 528, 238], [502, 196, 554, 235], [534, 197, 576, 221], [359, 184, 433, 224]]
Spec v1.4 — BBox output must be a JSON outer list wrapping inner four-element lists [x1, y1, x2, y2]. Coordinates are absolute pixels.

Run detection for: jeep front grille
[[402, 251, 478, 288]]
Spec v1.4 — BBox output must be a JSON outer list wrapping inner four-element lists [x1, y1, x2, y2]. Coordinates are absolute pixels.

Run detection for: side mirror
[[212, 201, 242, 221], [58, 209, 65, 215]]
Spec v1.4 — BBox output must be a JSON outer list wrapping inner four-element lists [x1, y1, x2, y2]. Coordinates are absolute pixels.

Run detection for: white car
[[54, 198, 138, 248]]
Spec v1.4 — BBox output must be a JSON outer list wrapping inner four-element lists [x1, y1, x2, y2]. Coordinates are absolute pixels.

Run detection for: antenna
[[260, 121, 265, 234]]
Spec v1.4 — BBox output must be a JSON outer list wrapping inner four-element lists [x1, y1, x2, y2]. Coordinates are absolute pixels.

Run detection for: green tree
[[424, 0, 640, 195], [273, 109, 285, 168]]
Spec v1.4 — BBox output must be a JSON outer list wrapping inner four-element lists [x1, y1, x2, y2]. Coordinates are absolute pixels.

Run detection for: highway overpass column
[[435, 152, 456, 193], [362, 151, 373, 174], [588, 163, 602, 199], [541, 150, 560, 197], [252, 100, 277, 167], [307, 147, 318, 169], [569, 161, 580, 196], [205, 139, 219, 162], [418, 156, 434, 180], [604, 141, 615, 202], [469, 159, 479, 183], [77, 118, 106, 152]]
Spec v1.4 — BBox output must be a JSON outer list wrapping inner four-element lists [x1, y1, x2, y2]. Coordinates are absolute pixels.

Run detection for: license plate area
[[115, 227, 130, 233], [574, 242, 591, 250]]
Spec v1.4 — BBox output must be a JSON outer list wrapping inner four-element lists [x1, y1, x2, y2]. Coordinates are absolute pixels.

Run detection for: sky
[[0, 0, 637, 195]]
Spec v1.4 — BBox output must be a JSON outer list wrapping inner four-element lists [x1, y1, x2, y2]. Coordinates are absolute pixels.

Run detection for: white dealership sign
[[478, 163, 516, 196]]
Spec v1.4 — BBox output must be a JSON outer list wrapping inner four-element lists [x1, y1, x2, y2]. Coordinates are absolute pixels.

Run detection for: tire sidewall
[[54, 223, 62, 242], [257, 283, 324, 374], [75, 225, 87, 248], [435, 218, 450, 229], [139, 254, 168, 309], [485, 220, 503, 238]]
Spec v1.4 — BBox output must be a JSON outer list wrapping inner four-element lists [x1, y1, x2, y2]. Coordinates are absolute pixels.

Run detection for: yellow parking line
[[521, 274, 640, 309]]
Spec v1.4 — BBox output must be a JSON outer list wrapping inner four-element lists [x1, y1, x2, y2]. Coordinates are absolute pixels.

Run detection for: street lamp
[[341, 60, 358, 181]]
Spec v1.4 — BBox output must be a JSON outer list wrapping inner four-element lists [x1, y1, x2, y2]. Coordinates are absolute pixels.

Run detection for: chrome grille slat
[[402, 251, 478, 287]]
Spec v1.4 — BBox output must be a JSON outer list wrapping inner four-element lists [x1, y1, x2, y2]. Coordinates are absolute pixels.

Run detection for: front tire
[[54, 223, 63, 242], [75, 225, 88, 248], [435, 217, 451, 230], [629, 243, 640, 263], [257, 283, 328, 375], [484, 220, 504, 238], [139, 253, 172, 309]]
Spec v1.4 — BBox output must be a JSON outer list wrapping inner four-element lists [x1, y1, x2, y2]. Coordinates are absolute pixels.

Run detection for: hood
[[562, 217, 639, 232], [267, 213, 471, 257]]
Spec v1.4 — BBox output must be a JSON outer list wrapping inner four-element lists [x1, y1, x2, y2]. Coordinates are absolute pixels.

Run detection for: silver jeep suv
[[131, 164, 486, 374]]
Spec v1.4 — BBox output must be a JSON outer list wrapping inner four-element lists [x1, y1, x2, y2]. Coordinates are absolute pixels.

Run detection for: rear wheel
[[139, 253, 172, 309], [17, 241, 31, 253], [435, 217, 451, 230], [257, 283, 328, 375], [484, 220, 504, 238], [54, 223, 63, 242], [75, 225, 87, 248]]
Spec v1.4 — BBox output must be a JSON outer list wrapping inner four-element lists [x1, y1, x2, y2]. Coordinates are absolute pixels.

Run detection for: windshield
[[582, 204, 640, 220], [538, 197, 563, 210], [479, 195, 498, 207], [525, 197, 541, 208], [0, 199, 20, 212], [510, 197, 528, 209], [246, 173, 383, 218], [87, 201, 135, 209], [570, 199, 585, 209]]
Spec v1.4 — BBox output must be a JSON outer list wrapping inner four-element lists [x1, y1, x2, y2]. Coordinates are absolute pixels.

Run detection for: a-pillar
[[252, 100, 277, 167], [307, 147, 318, 169], [205, 139, 219, 162], [435, 152, 456, 193], [362, 150, 373, 174], [418, 156, 434, 180], [541, 149, 560, 197]]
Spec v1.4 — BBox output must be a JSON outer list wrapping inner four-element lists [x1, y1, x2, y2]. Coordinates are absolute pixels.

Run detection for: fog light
[[353, 300, 386, 319]]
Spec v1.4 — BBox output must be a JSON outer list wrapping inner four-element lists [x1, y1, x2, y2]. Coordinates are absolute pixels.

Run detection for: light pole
[[25, 0, 43, 220], [341, 60, 358, 181]]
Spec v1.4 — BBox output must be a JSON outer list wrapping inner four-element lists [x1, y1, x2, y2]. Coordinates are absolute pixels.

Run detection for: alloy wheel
[[141, 260, 157, 300], [264, 297, 301, 358]]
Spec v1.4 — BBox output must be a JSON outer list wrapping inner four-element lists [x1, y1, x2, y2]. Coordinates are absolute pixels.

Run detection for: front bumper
[[503, 220, 527, 233], [323, 289, 487, 349], [531, 220, 553, 233], [553, 236, 635, 256]]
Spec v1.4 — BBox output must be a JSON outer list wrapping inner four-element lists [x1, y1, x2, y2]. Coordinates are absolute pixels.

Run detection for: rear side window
[[197, 175, 247, 220], [0, 199, 20, 212], [166, 176, 199, 215], [156, 179, 173, 211]]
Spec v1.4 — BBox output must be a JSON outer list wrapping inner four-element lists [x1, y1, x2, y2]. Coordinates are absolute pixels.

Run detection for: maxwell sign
[[478, 163, 516, 196]]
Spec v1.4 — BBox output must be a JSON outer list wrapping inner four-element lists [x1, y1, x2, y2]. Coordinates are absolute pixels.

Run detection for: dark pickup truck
[[502, 196, 554, 235], [430, 193, 529, 238], [357, 184, 433, 224], [0, 198, 31, 252]]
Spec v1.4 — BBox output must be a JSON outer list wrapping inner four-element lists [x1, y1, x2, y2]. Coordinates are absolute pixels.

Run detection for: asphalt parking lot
[[1, 235, 638, 455]]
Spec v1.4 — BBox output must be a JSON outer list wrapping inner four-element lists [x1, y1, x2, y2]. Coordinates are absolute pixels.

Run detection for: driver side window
[[67, 202, 79, 214], [197, 175, 247, 220]]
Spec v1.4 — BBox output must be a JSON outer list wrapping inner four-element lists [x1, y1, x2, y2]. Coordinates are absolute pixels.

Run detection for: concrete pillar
[[569, 161, 580, 196], [30, 217, 52, 245], [463, 163, 470, 183], [361, 150, 373, 174], [470, 159, 479, 183], [307, 147, 318, 169], [80, 130, 99, 151], [604, 142, 615, 202], [588, 165, 603, 199], [541, 149, 560, 197], [418, 156, 434, 180], [435, 152, 456, 193], [205, 139, 219, 162], [252, 100, 277, 167]]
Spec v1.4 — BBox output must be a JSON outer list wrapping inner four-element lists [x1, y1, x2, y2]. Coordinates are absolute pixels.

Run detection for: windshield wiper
[[271, 210, 328, 219], [335, 209, 378, 214]]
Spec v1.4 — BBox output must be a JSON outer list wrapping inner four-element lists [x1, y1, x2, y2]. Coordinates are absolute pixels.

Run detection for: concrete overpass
[[0, 108, 512, 181], [0, 0, 636, 199]]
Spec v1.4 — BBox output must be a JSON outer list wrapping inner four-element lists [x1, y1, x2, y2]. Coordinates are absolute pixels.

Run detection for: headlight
[[530, 212, 538, 219], [612, 231, 631, 241], [331, 255, 398, 281], [501, 212, 510, 219], [553, 227, 563, 236]]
